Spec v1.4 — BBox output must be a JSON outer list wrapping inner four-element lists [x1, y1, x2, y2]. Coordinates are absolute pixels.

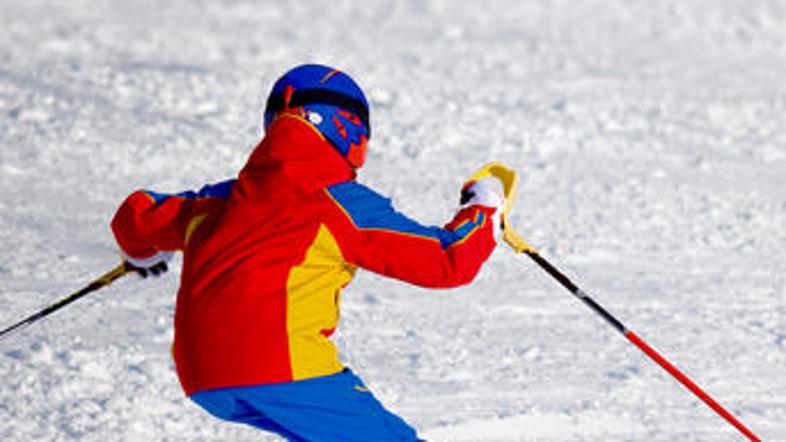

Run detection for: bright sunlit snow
[[1, 1, 784, 440]]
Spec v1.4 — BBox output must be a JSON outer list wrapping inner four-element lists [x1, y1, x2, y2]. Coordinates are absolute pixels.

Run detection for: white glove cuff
[[122, 250, 174, 268], [463, 178, 505, 243], [464, 178, 505, 212]]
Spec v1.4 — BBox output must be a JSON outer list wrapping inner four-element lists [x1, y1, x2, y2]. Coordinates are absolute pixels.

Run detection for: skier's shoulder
[[325, 180, 392, 216], [324, 181, 396, 226], [324, 181, 445, 243]]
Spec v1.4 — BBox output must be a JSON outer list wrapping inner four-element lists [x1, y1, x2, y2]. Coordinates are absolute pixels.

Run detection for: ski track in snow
[[1, 0, 785, 440]]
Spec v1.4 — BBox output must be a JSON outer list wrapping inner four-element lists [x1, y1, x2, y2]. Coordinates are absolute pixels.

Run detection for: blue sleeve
[[142, 179, 236, 205], [326, 182, 467, 249]]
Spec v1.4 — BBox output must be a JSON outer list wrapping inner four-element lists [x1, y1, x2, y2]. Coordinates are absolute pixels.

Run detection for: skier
[[111, 64, 507, 441]]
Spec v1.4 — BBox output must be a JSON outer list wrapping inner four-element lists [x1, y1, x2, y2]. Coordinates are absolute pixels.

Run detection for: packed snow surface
[[1, 0, 784, 440]]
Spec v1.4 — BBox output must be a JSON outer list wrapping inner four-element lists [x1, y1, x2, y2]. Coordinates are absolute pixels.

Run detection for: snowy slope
[[1, 0, 784, 440]]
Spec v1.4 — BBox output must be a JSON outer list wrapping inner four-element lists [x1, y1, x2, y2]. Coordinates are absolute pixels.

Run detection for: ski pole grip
[[502, 218, 538, 254]]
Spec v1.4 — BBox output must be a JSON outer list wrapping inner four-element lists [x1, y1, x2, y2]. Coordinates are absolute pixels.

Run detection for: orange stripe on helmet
[[319, 69, 341, 84]]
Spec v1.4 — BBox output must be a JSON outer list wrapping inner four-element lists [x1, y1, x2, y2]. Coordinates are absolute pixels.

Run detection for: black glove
[[125, 260, 169, 278]]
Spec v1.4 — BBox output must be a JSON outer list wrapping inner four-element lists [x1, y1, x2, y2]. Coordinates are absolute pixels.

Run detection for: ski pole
[[501, 225, 761, 442], [0, 262, 130, 340]]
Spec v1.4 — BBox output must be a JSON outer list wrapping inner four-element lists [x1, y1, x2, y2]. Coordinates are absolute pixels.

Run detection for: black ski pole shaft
[[503, 227, 761, 442], [0, 263, 130, 340]]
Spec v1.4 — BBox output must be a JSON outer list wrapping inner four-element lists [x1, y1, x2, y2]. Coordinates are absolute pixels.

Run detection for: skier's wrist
[[122, 250, 173, 278]]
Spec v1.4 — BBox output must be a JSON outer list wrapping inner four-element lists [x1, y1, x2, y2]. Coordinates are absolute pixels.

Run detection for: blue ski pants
[[190, 369, 422, 441]]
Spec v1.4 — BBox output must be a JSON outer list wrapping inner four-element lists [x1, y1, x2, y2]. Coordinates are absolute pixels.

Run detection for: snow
[[1, 0, 784, 440]]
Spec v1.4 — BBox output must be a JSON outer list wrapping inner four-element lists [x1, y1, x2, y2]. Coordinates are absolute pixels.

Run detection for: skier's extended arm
[[324, 178, 504, 288], [111, 180, 235, 273]]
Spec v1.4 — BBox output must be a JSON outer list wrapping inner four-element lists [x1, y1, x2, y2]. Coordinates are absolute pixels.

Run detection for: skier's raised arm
[[323, 177, 504, 288]]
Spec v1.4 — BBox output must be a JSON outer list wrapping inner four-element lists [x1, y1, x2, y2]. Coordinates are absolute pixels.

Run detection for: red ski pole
[[465, 162, 759, 439], [503, 226, 761, 441]]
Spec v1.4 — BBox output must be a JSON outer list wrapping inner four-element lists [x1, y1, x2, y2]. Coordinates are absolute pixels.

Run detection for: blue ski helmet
[[264, 64, 370, 168]]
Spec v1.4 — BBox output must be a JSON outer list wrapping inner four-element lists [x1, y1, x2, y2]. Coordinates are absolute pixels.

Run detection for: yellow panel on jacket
[[287, 224, 356, 380]]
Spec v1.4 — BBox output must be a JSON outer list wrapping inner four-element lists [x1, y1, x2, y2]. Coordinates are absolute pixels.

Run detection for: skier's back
[[111, 64, 505, 441]]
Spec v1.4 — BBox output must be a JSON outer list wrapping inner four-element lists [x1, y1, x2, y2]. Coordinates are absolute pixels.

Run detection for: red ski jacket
[[112, 114, 497, 396]]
